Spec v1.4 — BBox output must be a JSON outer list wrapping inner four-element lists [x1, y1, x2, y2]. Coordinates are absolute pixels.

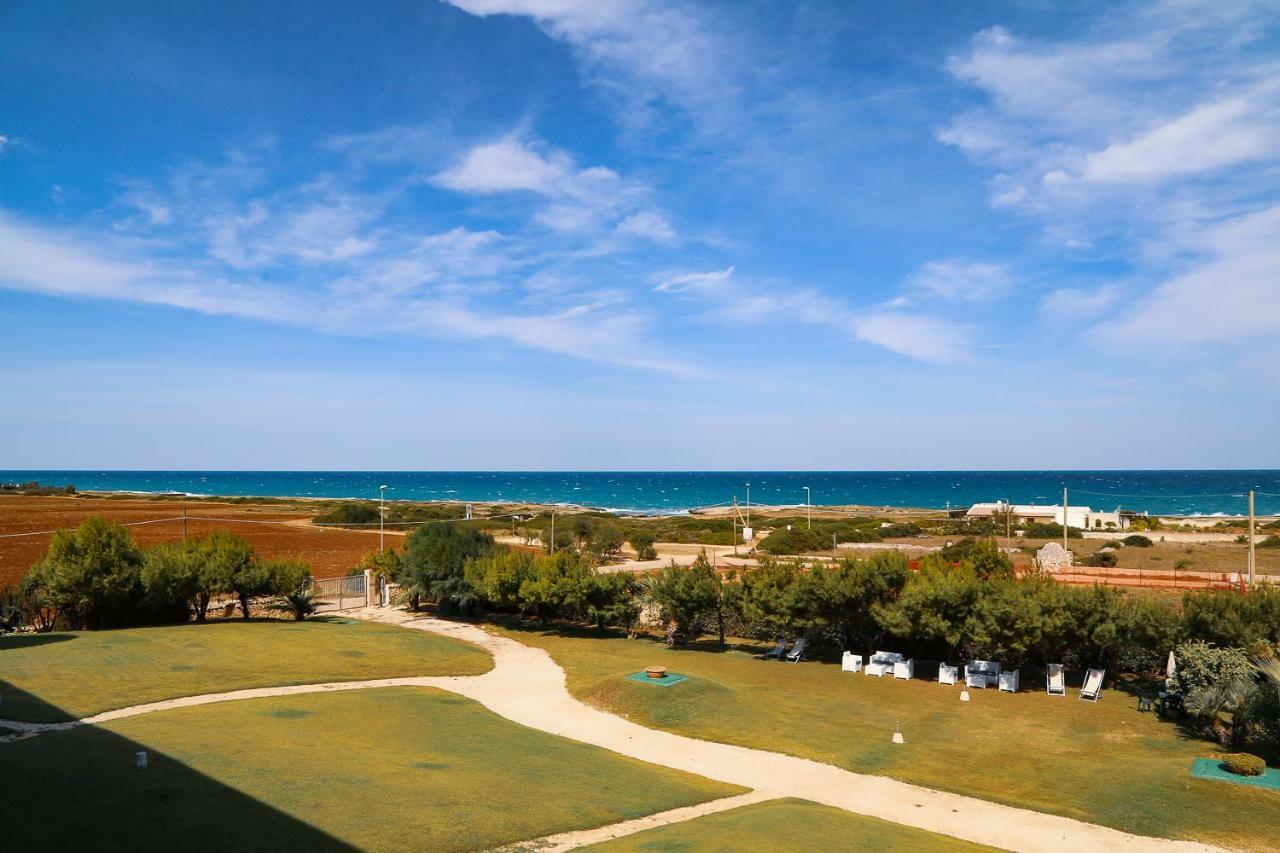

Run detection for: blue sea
[[3, 470, 1279, 516]]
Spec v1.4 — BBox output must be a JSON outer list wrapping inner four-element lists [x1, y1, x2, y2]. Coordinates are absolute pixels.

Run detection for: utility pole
[[1062, 487, 1069, 553], [804, 486, 811, 530], [732, 497, 739, 557], [1248, 490, 1256, 588], [550, 511, 555, 554], [379, 484, 389, 554], [745, 482, 751, 528], [182, 506, 188, 544]]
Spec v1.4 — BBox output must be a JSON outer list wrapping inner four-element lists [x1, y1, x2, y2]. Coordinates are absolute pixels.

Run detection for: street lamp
[[379, 484, 390, 553], [804, 486, 811, 530], [745, 482, 751, 527]]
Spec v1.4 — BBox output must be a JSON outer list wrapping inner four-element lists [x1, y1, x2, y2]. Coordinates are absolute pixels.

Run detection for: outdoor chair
[[841, 651, 863, 673], [998, 669, 1020, 693], [893, 659, 914, 680], [938, 664, 958, 686], [763, 639, 788, 660], [1080, 668, 1105, 702], [785, 637, 807, 663], [1046, 663, 1066, 697]]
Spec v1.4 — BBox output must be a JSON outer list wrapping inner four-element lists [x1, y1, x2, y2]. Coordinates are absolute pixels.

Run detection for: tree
[[588, 521, 626, 561], [805, 551, 912, 655], [270, 589, 320, 621], [875, 556, 981, 661], [397, 523, 495, 614], [644, 558, 722, 645], [518, 551, 596, 622], [464, 549, 537, 610], [142, 541, 203, 619], [585, 572, 642, 635], [630, 533, 658, 561], [966, 538, 1015, 580], [28, 516, 144, 629], [737, 559, 803, 638]]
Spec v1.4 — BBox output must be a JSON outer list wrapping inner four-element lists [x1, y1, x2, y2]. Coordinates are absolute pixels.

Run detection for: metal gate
[[307, 574, 368, 611]]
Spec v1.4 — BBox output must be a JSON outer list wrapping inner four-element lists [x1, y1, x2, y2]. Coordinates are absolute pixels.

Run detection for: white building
[[966, 501, 1127, 530]]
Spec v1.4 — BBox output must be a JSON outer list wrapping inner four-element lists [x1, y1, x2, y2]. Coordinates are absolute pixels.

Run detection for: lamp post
[[379, 484, 389, 553], [804, 486, 811, 530], [746, 482, 751, 527]]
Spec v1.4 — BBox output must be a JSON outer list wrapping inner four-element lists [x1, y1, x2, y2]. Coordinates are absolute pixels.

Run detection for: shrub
[[630, 533, 658, 561], [1023, 522, 1083, 539], [758, 527, 829, 554], [1258, 535, 1280, 549], [1223, 753, 1266, 776], [1086, 551, 1118, 567], [1123, 534, 1154, 547], [313, 503, 381, 526]]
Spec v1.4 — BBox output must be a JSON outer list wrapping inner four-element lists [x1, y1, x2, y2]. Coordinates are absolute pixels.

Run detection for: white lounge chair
[[1046, 663, 1066, 697], [893, 659, 914, 680], [763, 639, 787, 660], [965, 660, 1001, 689], [998, 669, 1019, 693], [841, 652, 863, 673], [938, 664, 958, 686], [785, 637, 807, 663], [1080, 668, 1105, 702]]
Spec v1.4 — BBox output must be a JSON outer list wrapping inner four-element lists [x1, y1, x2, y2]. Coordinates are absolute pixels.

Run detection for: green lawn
[[3, 688, 743, 851], [494, 623, 1280, 852], [0, 617, 492, 722], [584, 797, 994, 852]]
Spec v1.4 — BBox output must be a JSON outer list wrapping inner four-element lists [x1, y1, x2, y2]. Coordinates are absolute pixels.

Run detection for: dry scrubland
[[0, 494, 393, 587]]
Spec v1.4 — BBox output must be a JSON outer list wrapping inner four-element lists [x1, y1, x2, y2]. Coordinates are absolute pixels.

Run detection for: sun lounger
[[938, 664, 958, 685], [1080, 667, 1105, 702], [965, 660, 1001, 689], [841, 652, 863, 673], [893, 659, 914, 680], [785, 637, 807, 663], [1046, 663, 1065, 697], [763, 639, 787, 659], [998, 669, 1019, 693]]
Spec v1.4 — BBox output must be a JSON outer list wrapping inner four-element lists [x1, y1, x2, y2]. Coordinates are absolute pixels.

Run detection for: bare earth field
[[0, 494, 389, 587]]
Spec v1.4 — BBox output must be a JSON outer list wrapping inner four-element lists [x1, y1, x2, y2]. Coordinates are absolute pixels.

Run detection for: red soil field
[[0, 495, 394, 588]]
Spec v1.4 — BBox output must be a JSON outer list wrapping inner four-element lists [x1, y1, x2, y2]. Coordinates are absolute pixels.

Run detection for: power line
[[0, 515, 185, 539]]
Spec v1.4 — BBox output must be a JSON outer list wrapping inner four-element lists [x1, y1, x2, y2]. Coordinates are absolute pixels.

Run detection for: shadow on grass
[[2, 686, 352, 851], [0, 632, 76, 650]]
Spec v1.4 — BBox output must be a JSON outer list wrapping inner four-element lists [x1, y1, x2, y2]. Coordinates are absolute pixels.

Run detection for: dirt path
[[0, 609, 1226, 853]]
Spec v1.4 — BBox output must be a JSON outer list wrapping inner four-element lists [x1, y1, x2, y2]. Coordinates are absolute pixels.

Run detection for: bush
[[1123, 535, 1154, 547], [1258, 535, 1280, 549], [630, 533, 658, 561], [1023, 522, 1082, 539], [1223, 753, 1266, 776], [1086, 551, 1118, 567], [313, 503, 381, 526], [758, 527, 829, 554]]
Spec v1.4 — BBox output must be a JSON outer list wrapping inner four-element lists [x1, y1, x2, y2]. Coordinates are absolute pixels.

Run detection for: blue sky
[[1, 0, 1278, 470]]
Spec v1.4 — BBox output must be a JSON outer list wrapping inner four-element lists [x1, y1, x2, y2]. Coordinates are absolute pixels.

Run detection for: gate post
[[364, 569, 374, 607]]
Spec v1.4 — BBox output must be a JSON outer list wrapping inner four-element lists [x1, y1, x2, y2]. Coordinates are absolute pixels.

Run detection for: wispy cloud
[[903, 259, 1013, 303]]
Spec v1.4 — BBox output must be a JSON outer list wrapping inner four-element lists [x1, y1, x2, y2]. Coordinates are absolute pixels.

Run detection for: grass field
[[494, 623, 1280, 851], [583, 797, 995, 852], [4, 687, 743, 851], [0, 617, 492, 722]]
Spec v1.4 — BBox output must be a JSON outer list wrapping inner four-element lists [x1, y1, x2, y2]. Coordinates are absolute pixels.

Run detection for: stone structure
[[1035, 541, 1073, 572]]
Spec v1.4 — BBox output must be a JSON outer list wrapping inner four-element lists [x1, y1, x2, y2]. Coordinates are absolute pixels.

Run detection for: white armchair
[[998, 669, 1020, 693], [938, 664, 958, 686], [893, 659, 915, 680], [841, 652, 863, 673]]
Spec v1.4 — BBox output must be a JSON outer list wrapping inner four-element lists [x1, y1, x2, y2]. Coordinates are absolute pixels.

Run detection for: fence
[[307, 574, 369, 610]]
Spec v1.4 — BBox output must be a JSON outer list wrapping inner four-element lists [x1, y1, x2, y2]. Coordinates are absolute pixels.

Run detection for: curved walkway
[[1, 608, 1226, 853]]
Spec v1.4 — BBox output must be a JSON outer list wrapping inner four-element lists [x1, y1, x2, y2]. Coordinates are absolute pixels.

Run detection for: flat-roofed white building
[[966, 501, 1127, 530]]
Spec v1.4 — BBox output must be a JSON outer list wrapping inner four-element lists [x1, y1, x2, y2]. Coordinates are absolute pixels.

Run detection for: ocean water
[[3, 470, 1279, 516]]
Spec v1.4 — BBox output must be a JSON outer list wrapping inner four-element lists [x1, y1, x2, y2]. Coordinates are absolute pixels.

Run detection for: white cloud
[[0, 211, 694, 375], [905, 259, 1013, 302], [433, 136, 592, 196], [1094, 204, 1280, 347], [615, 210, 676, 244], [1040, 286, 1120, 321], [0, 133, 10, 154], [853, 312, 973, 365], [654, 266, 734, 293], [1078, 95, 1279, 184]]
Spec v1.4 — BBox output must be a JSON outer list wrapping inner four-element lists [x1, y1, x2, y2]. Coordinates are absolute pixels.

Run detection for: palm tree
[[1185, 676, 1258, 747], [269, 590, 320, 621]]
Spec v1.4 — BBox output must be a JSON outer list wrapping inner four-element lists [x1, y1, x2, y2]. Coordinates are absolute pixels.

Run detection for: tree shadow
[[0, 632, 76, 650], [2, 687, 353, 851]]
